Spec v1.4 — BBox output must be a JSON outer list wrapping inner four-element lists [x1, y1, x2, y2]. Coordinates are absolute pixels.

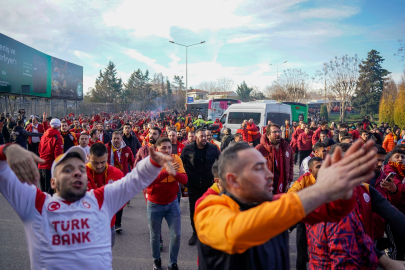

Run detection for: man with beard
[[97, 123, 111, 144], [135, 126, 161, 166], [312, 121, 332, 145], [180, 128, 220, 246], [122, 123, 141, 158], [0, 141, 174, 269], [86, 143, 124, 246], [255, 124, 293, 194], [105, 131, 136, 232], [177, 131, 184, 144]]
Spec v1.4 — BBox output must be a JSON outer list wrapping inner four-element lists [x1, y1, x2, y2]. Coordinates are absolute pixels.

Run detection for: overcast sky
[[2, 0, 404, 93]]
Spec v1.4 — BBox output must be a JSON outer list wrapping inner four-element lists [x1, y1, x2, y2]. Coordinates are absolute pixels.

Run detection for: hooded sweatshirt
[[38, 128, 63, 170]]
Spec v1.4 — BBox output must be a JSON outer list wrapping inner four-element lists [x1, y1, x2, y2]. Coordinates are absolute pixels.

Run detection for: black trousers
[[188, 188, 208, 233], [298, 150, 312, 168], [115, 209, 123, 226], [294, 152, 299, 165], [39, 169, 54, 195], [28, 142, 40, 156], [252, 137, 260, 147], [296, 222, 308, 270]]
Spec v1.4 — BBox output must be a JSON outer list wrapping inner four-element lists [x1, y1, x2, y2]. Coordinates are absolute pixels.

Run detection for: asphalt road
[[0, 165, 301, 270]]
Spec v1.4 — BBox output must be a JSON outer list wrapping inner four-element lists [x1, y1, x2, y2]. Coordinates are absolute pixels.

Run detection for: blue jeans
[[147, 199, 181, 267]]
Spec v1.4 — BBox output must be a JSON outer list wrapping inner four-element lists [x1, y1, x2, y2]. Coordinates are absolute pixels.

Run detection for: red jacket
[[146, 154, 188, 205], [26, 123, 44, 145], [367, 170, 401, 239], [172, 141, 185, 156], [384, 162, 405, 214], [290, 128, 304, 152], [350, 129, 360, 141], [255, 135, 294, 193], [106, 143, 135, 175], [38, 128, 63, 170], [69, 127, 83, 133], [246, 123, 261, 142], [312, 127, 332, 145], [297, 131, 313, 151], [236, 128, 248, 142], [86, 164, 125, 227], [134, 144, 150, 166]]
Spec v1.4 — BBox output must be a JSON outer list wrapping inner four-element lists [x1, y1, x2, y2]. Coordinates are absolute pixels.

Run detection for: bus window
[[228, 112, 261, 124], [266, 113, 290, 127]]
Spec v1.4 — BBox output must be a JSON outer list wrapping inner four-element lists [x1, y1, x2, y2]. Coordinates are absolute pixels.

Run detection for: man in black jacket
[[180, 128, 221, 246], [97, 123, 111, 144], [122, 123, 141, 157], [11, 120, 43, 149]]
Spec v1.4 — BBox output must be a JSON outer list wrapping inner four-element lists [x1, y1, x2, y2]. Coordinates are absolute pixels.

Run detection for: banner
[[0, 33, 83, 100]]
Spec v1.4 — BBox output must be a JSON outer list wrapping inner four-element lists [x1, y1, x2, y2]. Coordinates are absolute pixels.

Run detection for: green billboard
[[0, 33, 83, 100]]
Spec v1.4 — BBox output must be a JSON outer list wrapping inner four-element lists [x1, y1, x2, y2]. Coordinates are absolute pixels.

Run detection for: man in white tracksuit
[[0, 143, 174, 270]]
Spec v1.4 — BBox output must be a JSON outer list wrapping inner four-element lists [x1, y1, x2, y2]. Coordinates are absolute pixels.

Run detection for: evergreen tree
[[172, 75, 185, 91], [125, 69, 157, 110], [320, 105, 328, 121], [85, 61, 123, 104], [394, 78, 405, 128], [236, 81, 253, 102], [352, 50, 390, 121]]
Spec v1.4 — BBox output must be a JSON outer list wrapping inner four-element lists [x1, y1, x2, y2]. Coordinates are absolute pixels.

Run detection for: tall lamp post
[[269, 61, 287, 88], [169, 40, 205, 105]]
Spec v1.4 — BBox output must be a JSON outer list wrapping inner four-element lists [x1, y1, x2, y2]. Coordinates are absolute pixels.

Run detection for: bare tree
[[394, 39, 405, 62], [278, 68, 313, 102], [195, 81, 218, 93], [264, 83, 289, 101], [315, 70, 337, 117], [216, 77, 235, 92], [322, 55, 360, 122]]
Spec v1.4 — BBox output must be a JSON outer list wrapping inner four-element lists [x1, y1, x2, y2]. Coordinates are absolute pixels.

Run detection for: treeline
[[379, 72, 405, 127], [84, 61, 187, 111]]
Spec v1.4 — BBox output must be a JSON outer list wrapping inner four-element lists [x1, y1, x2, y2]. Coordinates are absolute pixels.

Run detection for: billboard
[[0, 33, 83, 100]]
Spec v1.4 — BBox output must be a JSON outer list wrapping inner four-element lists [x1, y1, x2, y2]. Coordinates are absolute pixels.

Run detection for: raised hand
[[149, 146, 175, 176], [4, 144, 45, 186]]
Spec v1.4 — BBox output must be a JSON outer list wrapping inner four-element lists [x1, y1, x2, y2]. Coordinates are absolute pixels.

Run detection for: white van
[[220, 101, 292, 135]]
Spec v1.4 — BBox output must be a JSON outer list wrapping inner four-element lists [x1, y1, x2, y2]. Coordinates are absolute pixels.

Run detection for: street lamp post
[[269, 61, 287, 88], [169, 40, 205, 105]]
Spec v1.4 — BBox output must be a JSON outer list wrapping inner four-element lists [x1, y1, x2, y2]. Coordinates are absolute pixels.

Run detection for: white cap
[[50, 118, 61, 128], [30, 115, 35, 119], [51, 146, 87, 178], [198, 115, 202, 119], [207, 116, 212, 120]]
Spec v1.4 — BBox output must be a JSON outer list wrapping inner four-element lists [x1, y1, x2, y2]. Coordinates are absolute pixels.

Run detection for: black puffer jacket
[[180, 141, 221, 191]]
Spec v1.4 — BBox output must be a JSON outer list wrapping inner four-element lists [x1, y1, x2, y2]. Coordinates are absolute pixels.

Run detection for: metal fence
[[0, 95, 119, 118]]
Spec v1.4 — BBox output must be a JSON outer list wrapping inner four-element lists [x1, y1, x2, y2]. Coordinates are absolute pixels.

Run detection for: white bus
[[187, 99, 241, 120]]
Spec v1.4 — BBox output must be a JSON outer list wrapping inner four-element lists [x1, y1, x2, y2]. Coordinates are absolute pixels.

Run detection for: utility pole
[[169, 41, 205, 105], [269, 61, 287, 89]]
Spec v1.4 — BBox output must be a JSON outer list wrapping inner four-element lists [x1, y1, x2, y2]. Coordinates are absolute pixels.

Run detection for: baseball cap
[[51, 146, 86, 178], [50, 118, 61, 128]]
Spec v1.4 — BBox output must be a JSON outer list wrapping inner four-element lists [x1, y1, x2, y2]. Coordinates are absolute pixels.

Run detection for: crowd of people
[[1, 109, 405, 270]]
